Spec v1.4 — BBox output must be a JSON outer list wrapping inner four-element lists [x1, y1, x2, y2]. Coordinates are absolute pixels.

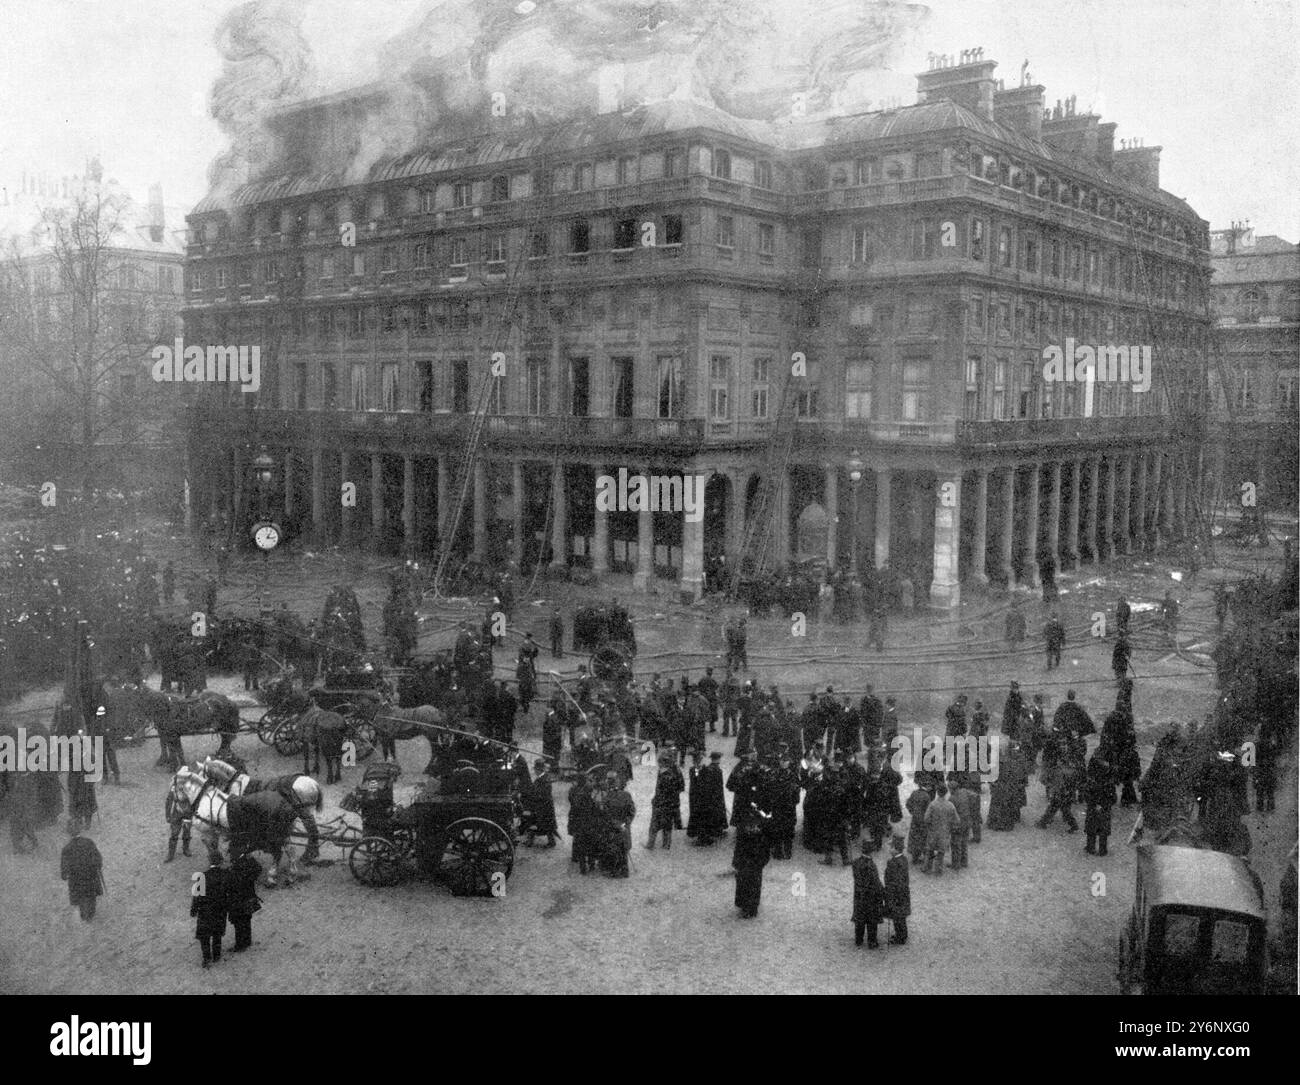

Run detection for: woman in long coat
[[687, 751, 729, 845]]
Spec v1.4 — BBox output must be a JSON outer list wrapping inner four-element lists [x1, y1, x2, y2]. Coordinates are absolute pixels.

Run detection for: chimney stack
[[1114, 143, 1162, 189], [148, 183, 166, 243], [1042, 111, 1101, 159], [1095, 122, 1116, 168], [993, 83, 1045, 140], [916, 51, 998, 121]]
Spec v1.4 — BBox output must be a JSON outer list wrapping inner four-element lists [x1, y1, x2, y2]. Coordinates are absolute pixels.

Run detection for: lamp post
[[251, 449, 275, 610], [847, 449, 865, 576]]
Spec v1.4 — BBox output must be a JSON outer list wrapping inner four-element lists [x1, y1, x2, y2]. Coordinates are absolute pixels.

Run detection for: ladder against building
[[729, 367, 803, 596]]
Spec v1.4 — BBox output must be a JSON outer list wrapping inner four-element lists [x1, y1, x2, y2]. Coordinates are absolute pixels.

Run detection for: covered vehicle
[[1118, 844, 1268, 995]]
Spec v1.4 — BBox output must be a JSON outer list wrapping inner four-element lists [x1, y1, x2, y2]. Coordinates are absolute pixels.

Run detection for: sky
[[0, 0, 1296, 237]]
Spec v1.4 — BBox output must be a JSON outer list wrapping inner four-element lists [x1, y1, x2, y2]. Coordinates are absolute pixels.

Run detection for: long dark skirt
[[734, 866, 764, 914]]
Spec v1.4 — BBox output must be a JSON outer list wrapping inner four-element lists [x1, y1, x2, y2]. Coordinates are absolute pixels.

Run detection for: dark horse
[[108, 684, 240, 771]]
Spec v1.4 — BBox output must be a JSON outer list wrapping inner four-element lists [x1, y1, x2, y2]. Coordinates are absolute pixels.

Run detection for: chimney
[[1095, 122, 1116, 168], [1042, 112, 1101, 160], [1114, 144, 1162, 189], [993, 83, 1045, 140], [148, 183, 166, 243], [916, 53, 998, 121]]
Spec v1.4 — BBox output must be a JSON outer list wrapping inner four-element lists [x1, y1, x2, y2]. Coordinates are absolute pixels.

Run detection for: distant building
[[184, 54, 1212, 604], [0, 168, 187, 498], [1208, 225, 1299, 515]]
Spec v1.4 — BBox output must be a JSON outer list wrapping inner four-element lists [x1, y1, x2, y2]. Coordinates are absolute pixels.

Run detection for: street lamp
[[847, 448, 865, 576]]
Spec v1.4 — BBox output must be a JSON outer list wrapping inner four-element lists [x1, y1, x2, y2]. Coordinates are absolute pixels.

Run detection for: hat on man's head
[[709, 751, 723, 760]]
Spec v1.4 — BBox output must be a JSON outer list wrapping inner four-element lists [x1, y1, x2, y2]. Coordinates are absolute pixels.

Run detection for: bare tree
[[0, 176, 156, 504]]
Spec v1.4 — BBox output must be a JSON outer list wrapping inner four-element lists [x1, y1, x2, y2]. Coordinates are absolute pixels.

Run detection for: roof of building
[[192, 92, 1198, 220], [1212, 245, 1300, 286], [0, 184, 186, 258]]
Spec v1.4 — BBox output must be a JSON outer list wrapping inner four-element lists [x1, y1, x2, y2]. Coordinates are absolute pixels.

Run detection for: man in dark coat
[[1001, 682, 1023, 735], [945, 694, 968, 738], [646, 754, 685, 849], [567, 775, 601, 875], [60, 825, 104, 921], [1112, 633, 1132, 682], [696, 667, 719, 734], [548, 609, 565, 658], [726, 749, 763, 826], [1043, 612, 1065, 669], [1053, 690, 1096, 744], [732, 816, 771, 918], [227, 851, 263, 952], [523, 760, 559, 847], [851, 844, 886, 948], [542, 700, 564, 764], [191, 855, 230, 967], [905, 781, 932, 863], [860, 686, 884, 748], [1116, 595, 1131, 637], [1082, 755, 1116, 856], [883, 834, 911, 945], [598, 772, 636, 877], [1099, 706, 1141, 806], [765, 754, 801, 859]]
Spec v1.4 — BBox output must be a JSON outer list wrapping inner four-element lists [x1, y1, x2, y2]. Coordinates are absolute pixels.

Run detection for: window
[[1105, 254, 1117, 289], [569, 220, 590, 254], [1018, 361, 1035, 418], [1242, 290, 1263, 321], [449, 300, 469, 330], [1162, 914, 1201, 958], [969, 219, 986, 261], [189, 268, 203, 293], [851, 225, 873, 264], [993, 357, 1008, 419], [294, 363, 308, 410], [490, 175, 510, 202], [997, 301, 1011, 335], [412, 241, 429, 269], [1235, 368, 1257, 410], [420, 189, 436, 213], [525, 357, 549, 415], [348, 307, 365, 338], [911, 219, 934, 259], [664, 149, 684, 179], [854, 158, 880, 185], [716, 215, 734, 249], [323, 366, 338, 410], [845, 360, 873, 419], [998, 226, 1012, 267], [382, 306, 396, 333], [1277, 371, 1298, 412], [381, 246, 396, 272], [263, 258, 281, 283], [709, 356, 730, 420], [1024, 236, 1038, 273], [1070, 244, 1083, 280], [611, 356, 634, 418], [157, 266, 175, 291], [713, 149, 732, 180], [758, 223, 775, 257], [657, 354, 683, 418], [609, 291, 634, 326], [751, 357, 770, 418], [964, 355, 980, 419], [1088, 249, 1099, 282], [530, 229, 549, 258], [613, 217, 637, 250], [350, 364, 367, 411], [616, 157, 635, 185], [1050, 239, 1062, 278], [901, 360, 930, 420], [663, 214, 683, 246], [486, 234, 507, 266], [453, 182, 473, 208], [352, 252, 366, 277], [755, 160, 773, 189], [381, 364, 400, 412], [215, 267, 228, 289], [1026, 303, 1038, 336], [849, 299, 874, 327], [449, 238, 468, 271], [417, 361, 435, 412], [970, 294, 985, 331], [321, 254, 335, 280], [657, 289, 683, 324]]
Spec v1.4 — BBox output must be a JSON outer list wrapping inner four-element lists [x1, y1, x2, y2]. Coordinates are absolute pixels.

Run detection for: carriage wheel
[[349, 836, 408, 887], [439, 817, 514, 897], [257, 709, 286, 745], [273, 717, 304, 757], [349, 719, 377, 763], [590, 644, 632, 684]]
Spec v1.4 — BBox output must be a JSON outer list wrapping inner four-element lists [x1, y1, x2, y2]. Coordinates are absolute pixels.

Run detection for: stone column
[[592, 464, 610, 575], [1046, 460, 1062, 567], [339, 450, 353, 546], [435, 455, 450, 547], [1065, 458, 1081, 569], [772, 468, 791, 565], [1149, 450, 1164, 553], [999, 466, 1016, 587], [284, 451, 295, 520], [511, 460, 524, 567], [1086, 457, 1100, 564], [1175, 450, 1189, 539], [824, 465, 839, 569], [403, 456, 416, 549], [1023, 461, 1041, 589], [1120, 454, 1134, 554], [874, 468, 892, 570], [548, 460, 567, 569], [371, 453, 385, 540], [633, 482, 653, 592], [472, 460, 487, 562], [311, 449, 324, 535], [680, 509, 705, 602], [930, 472, 961, 608], [970, 469, 989, 585], [727, 471, 745, 562], [1102, 456, 1116, 560], [1133, 450, 1148, 550]]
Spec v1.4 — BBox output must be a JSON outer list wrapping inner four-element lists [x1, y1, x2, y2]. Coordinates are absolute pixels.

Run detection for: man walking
[[850, 843, 886, 948], [60, 824, 104, 921]]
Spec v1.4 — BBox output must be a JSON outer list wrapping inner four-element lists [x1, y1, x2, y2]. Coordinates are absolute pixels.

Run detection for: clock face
[[253, 523, 281, 551]]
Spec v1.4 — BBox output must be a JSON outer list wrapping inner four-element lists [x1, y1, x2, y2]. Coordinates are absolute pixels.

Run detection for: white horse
[[201, 758, 324, 861], [170, 767, 300, 886]]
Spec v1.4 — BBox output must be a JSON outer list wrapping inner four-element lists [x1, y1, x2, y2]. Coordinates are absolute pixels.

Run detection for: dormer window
[[755, 160, 773, 189], [490, 175, 510, 203], [452, 182, 473, 208], [713, 149, 732, 180]]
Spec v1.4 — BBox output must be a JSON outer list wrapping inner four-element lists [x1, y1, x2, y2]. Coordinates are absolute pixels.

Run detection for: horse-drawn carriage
[[573, 603, 636, 686], [259, 669, 385, 762], [340, 751, 516, 896]]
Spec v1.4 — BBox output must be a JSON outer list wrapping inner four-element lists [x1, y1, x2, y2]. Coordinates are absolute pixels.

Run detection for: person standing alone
[[60, 824, 104, 921]]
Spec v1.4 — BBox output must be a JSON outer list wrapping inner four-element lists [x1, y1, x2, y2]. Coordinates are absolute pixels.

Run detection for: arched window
[[1241, 289, 1264, 321]]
